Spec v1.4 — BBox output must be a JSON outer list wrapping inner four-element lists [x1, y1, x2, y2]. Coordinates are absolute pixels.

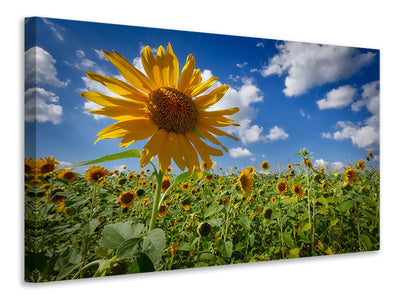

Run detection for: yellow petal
[[195, 126, 228, 152], [96, 119, 153, 140], [184, 69, 202, 95], [177, 133, 199, 174], [119, 123, 158, 147], [167, 43, 179, 88], [141, 46, 157, 84], [157, 131, 173, 173], [197, 119, 239, 141], [199, 107, 239, 117], [103, 50, 156, 93], [178, 54, 195, 91], [85, 71, 149, 102], [186, 131, 222, 171], [81, 91, 146, 109], [87, 107, 149, 121], [140, 129, 168, 168], [169, 132, 186, 171], [155, 46, 170, 88], [198, 111, 236, 123], [190, 76, 218, 97], [195, 85, 229, 108]]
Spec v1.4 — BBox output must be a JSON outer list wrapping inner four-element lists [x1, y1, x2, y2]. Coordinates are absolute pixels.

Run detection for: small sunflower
[[81, 43, 239, 176], [368, 150, 374, 159], [201, 160, 215, 171], [170, 242, 178, 259], [181, 182, 190, 190], [205, 174, 214, 182], [271, 196, 277, 203], [285, 174, 290, 179], [158, 203, 167, 217], [238, 167, 254, 196], [287, 164, 292, 169], [85, 165, 110, 183], [344, 167, 358, 184], [24, 157, 36, 176], [127, 173, 135, 180], [57, 200, 66, 212], [322, 182, 329, 190], [260, 161, 270, 171], [161, 175, 171, 192], [292, 184, 303, 198], [57, 169, 78, 183], [319, 167, 325, 173], [40, 183, 51, 190], [276, 180, 288, 195], [356, 159, 366, 171], [304, 159, 313, 169], [36, 156, 59, 176], [118, 191, 135, 209]]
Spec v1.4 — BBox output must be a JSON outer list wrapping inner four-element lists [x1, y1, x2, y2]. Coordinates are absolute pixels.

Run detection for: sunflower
[[319, 167, 325, 173], [170, 242, 178, 259], [36, 157, 59, 176], [205, 174, 214, 182], [81, 43, 239, 175], [260, 161, 270, 171], [127, 173, 135, 180], [161, 175, 171, 192], [304, 159, 313, 169], [118, 191, 135, 209], [287, 164, 292, 169], [238, 167, 254, 196], [322, 182, 329, 190], [271, 196, 277, 203], [201, 160, 215, 171], [292, 184, 303, 198], [57, 169, 78, 183], [368, 150, 374, 159], [344, 167, 358, 184], [24, 157, 36, 176], [276, 180, 288, 195], [85, 165, 110, 183], [158, 203, 167, 217], [356, 159, 366, 170], [181, 182, 190, 190]]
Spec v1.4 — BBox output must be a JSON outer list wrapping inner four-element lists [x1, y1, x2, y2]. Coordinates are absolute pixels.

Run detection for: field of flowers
[[24, 149, 379, 282]]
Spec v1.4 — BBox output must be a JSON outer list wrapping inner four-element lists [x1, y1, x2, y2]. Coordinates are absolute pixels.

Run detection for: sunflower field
[[24, 148, 379, 282]]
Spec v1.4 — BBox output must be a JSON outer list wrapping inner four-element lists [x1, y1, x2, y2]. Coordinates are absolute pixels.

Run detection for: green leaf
[[301, 223, 311, 232], [82, 218, 100, 236], [282, 233, 296, 249], [143, 228, 166, 268], [98, 221, 139, 249], [205, 202, 224, 218], [62, 149, 141, 169], [237, 214, 251, 230], [221, 241, 233, 258], [339, 200, 353, 211], [116, 238, 141, 259], [129, 252, 155, 273]]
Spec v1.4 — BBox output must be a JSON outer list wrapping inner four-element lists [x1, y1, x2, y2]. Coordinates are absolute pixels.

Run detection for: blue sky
[[25, 17, 380, 174]]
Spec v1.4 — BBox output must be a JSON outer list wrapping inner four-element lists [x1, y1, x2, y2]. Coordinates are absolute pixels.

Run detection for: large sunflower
[[81, 43, 239, 174]]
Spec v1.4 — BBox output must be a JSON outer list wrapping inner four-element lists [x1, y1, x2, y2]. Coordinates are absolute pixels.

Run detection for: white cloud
[[321, 81, 380, 152], [25, 46, 69, 87], [76, 50, 85, 58], [112, 165, 127, 172], [94, 49, 107, 61], [314, 159, 345, 170], [300, 109, 311, 119], [266, 126, 289, 141], [25, 87, 63, 124], [229, 147, 254, 158], [316, 85, 357, 110], [256, 42, 264, 48], [42, 18, 65, 41], [261, 41, 375, 97], [236, 62, 248, 68]]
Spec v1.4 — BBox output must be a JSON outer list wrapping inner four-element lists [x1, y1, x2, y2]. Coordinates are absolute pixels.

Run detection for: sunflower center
[[121, 193, 134, 204], [148, 87, 197, 133]]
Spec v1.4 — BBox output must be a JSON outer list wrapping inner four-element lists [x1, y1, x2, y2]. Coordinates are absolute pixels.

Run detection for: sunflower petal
[[96, 119, 153, 140], [140, 129, 168, 168], [199, 107, 240, 117], [103, 50, 156, 93], [141, 46, 157, 83], [169, 132, 186, 171], [167, 43, 179, 88], [190, 76, 218, 97], [155, 46, 170, 88], [85, 71, 149, 102], [177, 133, 199, 175], [195, 85, 230, 108], [195, 126, 229, 152], [184, 69, 202, 95], [157, 131, 173, 173], [87, 107, 148, 121], [178, 54, 195, 91], [197, 119, 239, 141], [119, 123, 159, 147], [81, 91, 146, 109]]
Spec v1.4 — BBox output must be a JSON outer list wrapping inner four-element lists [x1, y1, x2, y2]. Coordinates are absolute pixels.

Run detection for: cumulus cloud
[[25, 46, 69, 87], [25, 87, 63, 124], [314, 158, 345, 170], [321, 81, 380, 152], [229, 147, 254, 158], [316, 85, 357, 110], [236, 62, 248, 68], [261, 41, 375, 97], [266, 126, 289, 141]]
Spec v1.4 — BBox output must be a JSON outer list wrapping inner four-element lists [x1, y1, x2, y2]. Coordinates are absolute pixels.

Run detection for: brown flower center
[[148, 87, 197, 133], [120, 192, 134, 204]]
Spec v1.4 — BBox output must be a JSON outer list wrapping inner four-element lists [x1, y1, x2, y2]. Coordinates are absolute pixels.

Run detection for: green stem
[[196, 236, 202, 267], [89, 183, 97, 220], [149, 168, 163, 232], [223, 194, 234, 242]]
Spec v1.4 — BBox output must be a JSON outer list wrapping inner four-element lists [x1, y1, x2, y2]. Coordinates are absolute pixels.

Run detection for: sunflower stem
[[149, 168, 163, 232]]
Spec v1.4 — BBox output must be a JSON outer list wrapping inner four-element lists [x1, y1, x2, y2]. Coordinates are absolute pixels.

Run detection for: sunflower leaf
[[61, 149, 141, 169]]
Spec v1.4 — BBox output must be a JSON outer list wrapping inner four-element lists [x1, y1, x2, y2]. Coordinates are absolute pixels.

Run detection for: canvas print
[[24, 17, 380, 282]]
